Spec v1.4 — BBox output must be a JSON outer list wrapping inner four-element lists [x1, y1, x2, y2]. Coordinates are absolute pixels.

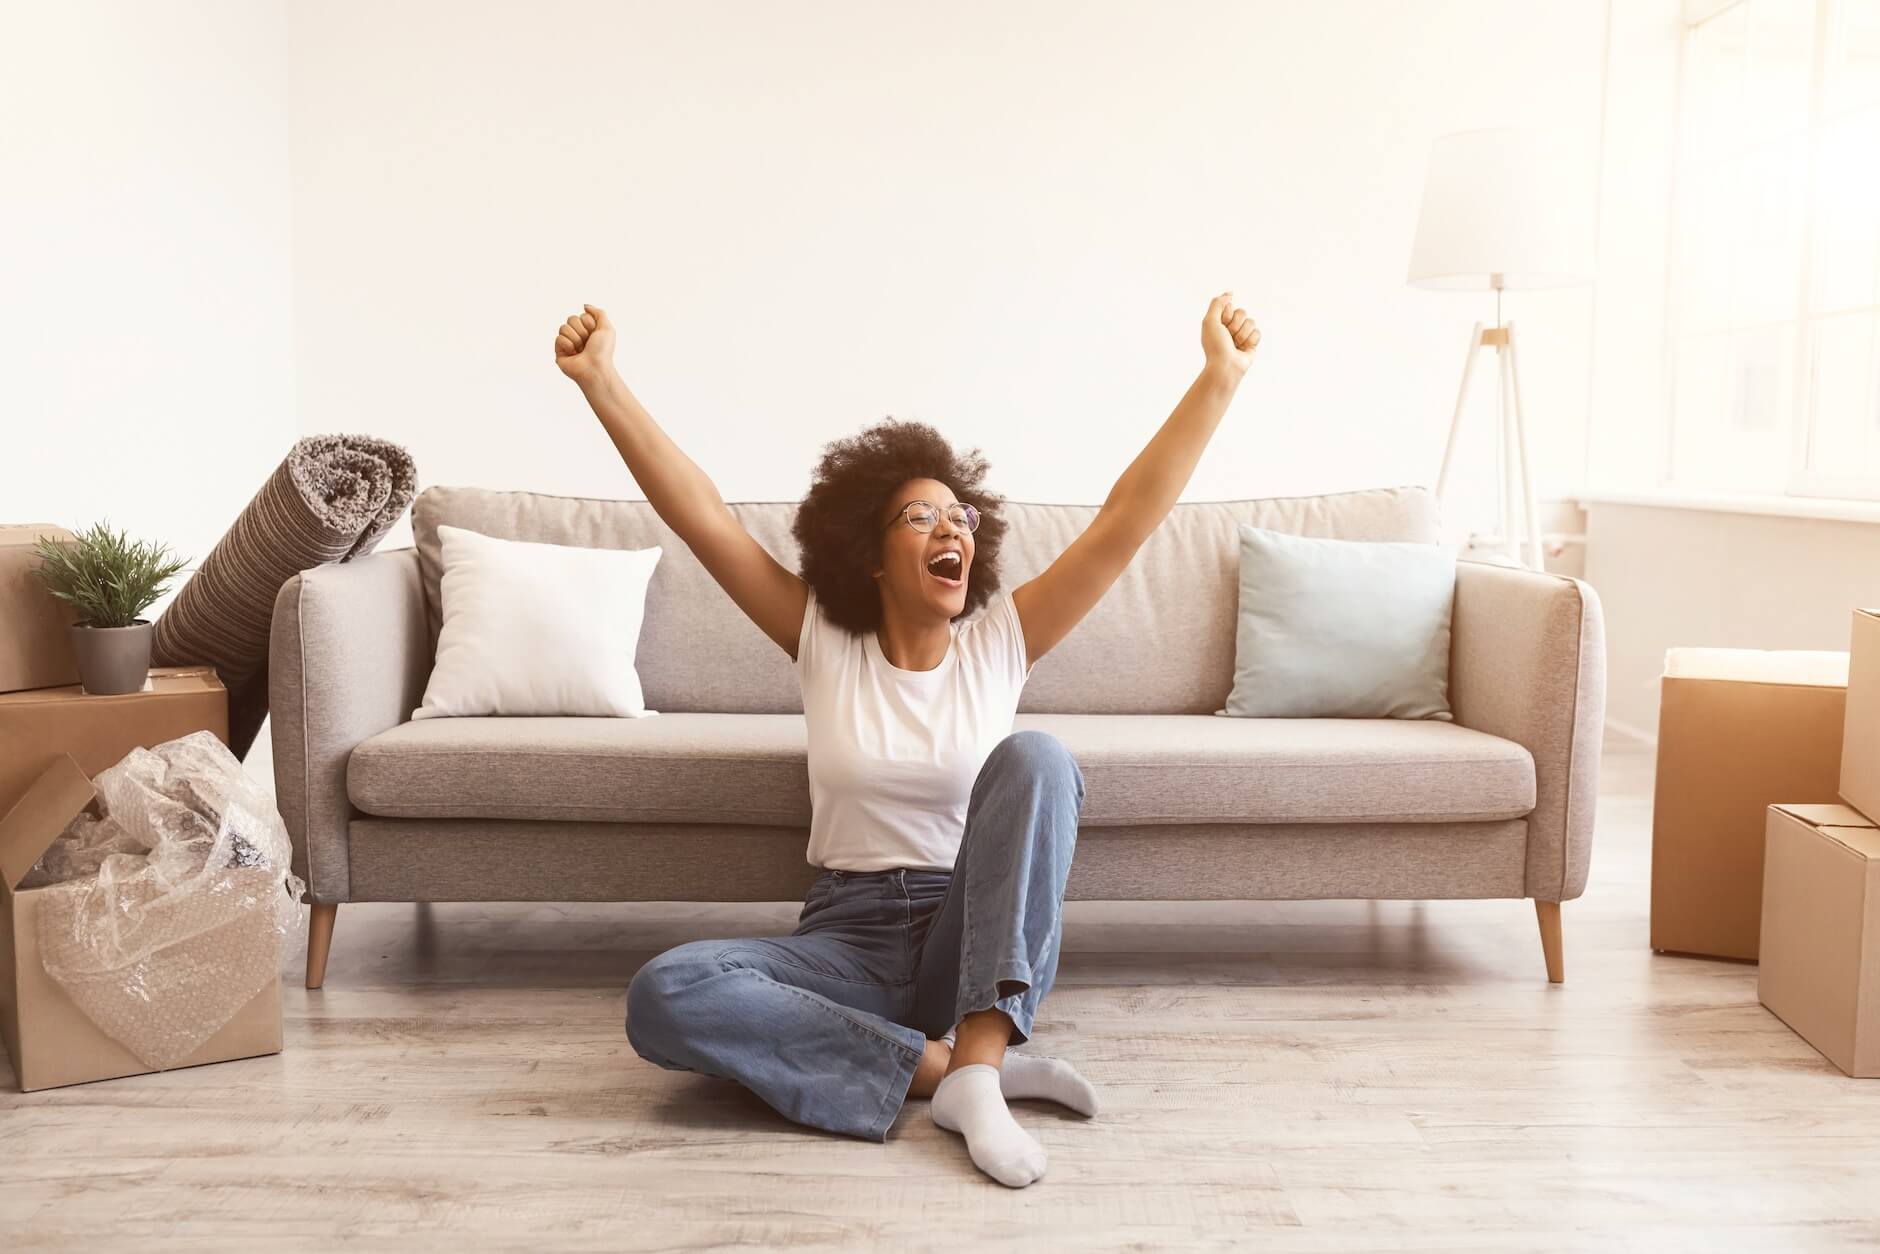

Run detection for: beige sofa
[[269, 484, 1606, 989]]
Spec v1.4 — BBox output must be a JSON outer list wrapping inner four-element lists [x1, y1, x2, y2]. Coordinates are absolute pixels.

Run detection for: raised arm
[[555, 305, 808, 658], [1011, 293, 1259, 665]]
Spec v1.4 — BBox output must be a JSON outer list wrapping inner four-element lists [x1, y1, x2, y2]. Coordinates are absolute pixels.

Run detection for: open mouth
[[925, 550, 964, 588]]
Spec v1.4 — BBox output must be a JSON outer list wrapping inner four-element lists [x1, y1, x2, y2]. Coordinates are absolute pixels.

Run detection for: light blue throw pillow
[[1217, 525, 1456, 720]]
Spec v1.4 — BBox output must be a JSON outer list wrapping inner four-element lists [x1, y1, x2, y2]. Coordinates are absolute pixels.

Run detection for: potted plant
[[31, 522, 190, 696]]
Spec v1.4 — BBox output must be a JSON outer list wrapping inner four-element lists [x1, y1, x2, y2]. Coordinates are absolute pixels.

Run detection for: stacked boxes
[[0, 531, 285, 1089], [1757, 610, 1880, 1078]]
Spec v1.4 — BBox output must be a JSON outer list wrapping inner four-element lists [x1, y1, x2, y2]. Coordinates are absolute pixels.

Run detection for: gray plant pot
[[69, 620, 154, 695]]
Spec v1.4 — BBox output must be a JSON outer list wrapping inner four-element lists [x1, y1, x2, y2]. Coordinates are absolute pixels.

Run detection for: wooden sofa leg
[[1534, 900, 1564, 984], [306, 903, 338, 989]]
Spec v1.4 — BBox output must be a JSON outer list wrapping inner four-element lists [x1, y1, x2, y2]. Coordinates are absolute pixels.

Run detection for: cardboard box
[[0, 667, 228, 818], [1758, 803, 1880, 1077], [0, 524, 80, 694], [0, 755, 282, 1091], [1843, 608, 1880, 823], [1651, 648, 1849, 961]]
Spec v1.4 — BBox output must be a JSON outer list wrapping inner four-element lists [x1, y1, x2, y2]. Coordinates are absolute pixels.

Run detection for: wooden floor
[[6, 738, 1880, 1252]]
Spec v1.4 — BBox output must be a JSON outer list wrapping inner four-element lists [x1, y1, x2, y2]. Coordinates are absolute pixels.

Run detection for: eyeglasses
[[883, 500, 980, 534]]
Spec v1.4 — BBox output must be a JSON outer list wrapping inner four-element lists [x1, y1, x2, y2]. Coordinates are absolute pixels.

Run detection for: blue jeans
[[625, 730, 1086, 1142]]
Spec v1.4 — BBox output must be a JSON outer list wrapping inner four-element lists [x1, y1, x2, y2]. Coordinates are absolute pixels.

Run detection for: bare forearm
[[1100, 364, 1243, 541], [579, 371, 728, 533]]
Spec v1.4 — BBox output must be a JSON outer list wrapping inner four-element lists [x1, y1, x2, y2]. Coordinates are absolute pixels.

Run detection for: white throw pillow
[[412, 524, 663, 720]]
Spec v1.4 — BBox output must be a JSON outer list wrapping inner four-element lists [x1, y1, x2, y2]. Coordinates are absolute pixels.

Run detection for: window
[[1669, 0, 1880, 499]]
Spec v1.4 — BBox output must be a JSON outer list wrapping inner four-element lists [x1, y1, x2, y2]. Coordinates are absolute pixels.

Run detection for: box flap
[[1664, 648, 1850, 687], [1831, 828, 1880, 860], [1772, 802, 1880, 829], [0, 755, 96, 892], [1771, 802, 1880, 861]]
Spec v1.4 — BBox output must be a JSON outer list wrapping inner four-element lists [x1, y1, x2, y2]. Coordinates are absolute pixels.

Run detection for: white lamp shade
[[1407, 127, 1596, 291]]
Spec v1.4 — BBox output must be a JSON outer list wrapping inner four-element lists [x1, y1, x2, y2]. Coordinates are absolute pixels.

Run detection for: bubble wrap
[[22, 731, 306, 1070]]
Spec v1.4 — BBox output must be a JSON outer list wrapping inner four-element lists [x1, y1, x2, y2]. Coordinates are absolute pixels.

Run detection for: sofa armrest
[[1449, 559, 1607, 901], [269, 547, 431, 902]]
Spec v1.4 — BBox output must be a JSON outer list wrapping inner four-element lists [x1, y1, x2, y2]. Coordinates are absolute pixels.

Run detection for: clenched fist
[[554, 304, 617, 385], [1201, 292, 1260, 377]]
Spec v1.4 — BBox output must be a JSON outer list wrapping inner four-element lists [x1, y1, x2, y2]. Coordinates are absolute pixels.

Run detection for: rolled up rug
[[153, 434, 417, 757]]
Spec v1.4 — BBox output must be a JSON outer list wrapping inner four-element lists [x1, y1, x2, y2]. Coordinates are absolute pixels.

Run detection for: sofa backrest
[[411, 484, 1439, 715]]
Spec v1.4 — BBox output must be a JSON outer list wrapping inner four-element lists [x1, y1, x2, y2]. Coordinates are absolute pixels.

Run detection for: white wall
[[0, 2, 1609, 557], [0, 1, 296, 616], [289, 0, 1609, 552]]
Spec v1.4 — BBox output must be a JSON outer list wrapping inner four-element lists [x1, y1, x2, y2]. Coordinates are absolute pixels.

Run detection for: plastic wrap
[[20, 731, 306, 1069]]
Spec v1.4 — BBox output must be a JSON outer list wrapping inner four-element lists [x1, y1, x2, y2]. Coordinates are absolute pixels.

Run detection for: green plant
[[32, 521, 190, 629]]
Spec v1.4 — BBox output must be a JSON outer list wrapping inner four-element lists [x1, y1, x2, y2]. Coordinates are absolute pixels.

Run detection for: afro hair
[[792, 418, 1007, 635]]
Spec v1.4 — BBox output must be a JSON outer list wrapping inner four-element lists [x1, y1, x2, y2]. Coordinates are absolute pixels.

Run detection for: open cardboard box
[[0, 666, 283, 1090], [1759, 803, 1880, 1078], [0, 755, 284, 1091]]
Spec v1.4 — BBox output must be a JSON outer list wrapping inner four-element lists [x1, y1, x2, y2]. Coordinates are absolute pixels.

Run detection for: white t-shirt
[[794, 586, 1034, 872]]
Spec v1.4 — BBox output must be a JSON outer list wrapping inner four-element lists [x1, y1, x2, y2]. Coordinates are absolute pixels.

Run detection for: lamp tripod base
[[1434, 320, 1544, 571]]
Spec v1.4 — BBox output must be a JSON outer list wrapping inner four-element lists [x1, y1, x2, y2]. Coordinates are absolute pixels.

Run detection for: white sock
[[929, 1064, 1048, 1188], [940, 1030, 1099, 1117]]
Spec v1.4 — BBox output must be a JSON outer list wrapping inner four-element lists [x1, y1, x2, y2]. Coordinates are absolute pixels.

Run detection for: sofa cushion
[[348, 711, 1534, 827], [1021, 713, 1532, 824], [410, 484, 1440, 718]]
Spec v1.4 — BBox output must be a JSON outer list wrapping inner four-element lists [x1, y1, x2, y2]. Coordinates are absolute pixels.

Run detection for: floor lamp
[[1407, 128, 1594, 570]]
